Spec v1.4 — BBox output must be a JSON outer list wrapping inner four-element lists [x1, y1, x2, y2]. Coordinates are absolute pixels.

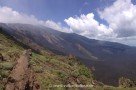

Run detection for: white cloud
[[0, 6, 71, 33], [65, 0, 136, 46], [64, 13, 115, 40], [44, 20, 73, 33], [99, 0, 136, 37], [0, 6, 41, 25]]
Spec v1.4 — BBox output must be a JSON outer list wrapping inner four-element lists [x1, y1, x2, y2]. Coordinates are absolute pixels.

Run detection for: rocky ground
[[5, 50, 40, 90]]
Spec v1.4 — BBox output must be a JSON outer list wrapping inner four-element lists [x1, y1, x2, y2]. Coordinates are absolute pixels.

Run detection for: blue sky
[[0, 0, 136, 46], [0, 0, 114, 23]]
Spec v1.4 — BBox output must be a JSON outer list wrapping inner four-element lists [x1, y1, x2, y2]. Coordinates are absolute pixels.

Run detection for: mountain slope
[[0, 23, 136, 86], [0, 25, 97, 90]]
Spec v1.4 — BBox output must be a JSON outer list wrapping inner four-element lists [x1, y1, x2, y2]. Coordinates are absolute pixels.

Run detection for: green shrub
[[0, 70, 10, 78], [78, 66, 91, 78], [57, 72, 66, 79], [119, 77, 135, 88], [0, 84, 4, 90], [33, 66, 43, 73], [29, 59, 36, 66], [68, 61, 74, 66], [70, 69, 80, 77], [0, 62, 14, 70]]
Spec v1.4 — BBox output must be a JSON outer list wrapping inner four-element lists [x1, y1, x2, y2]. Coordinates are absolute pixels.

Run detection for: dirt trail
[[5, 50, 40, 90]]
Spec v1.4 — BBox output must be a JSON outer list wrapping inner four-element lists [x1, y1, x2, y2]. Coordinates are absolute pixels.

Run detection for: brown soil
[[5, 50, 40, 90]]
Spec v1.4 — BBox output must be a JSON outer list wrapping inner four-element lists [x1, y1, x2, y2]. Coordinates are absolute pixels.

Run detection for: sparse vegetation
[[78, 65, 91, 78], [0, 32, 24, 88], [33, 66, 43, 73], [29, 52, 94, 89], [0, 28, 136, 90], [0, 62, 14, 70], [0, 84, 4, 90], [119, 77, 136, 88], [0, 70, 10, 78]]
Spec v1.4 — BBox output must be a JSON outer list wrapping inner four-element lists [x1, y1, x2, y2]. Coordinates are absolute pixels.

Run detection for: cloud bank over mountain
[[0, 0, 136, 46], [64, 13, 115, 39], [0, 6, 71, 33], [65, 0, 136, 46]]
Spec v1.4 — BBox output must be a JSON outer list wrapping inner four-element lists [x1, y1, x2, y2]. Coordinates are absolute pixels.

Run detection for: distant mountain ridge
[[0, 23, 136, 86]]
